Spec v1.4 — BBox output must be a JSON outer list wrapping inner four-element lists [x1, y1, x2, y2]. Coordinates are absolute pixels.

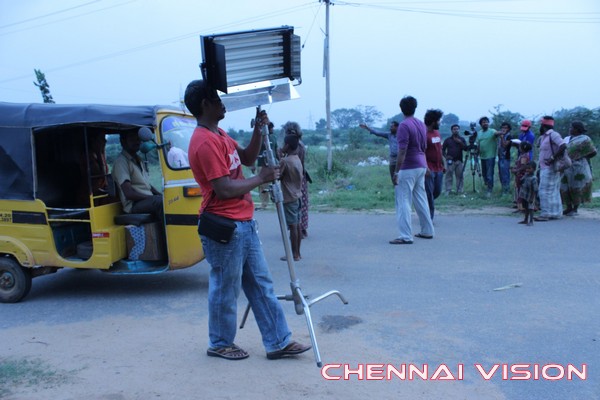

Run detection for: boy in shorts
[[279, 134, 303, 261]]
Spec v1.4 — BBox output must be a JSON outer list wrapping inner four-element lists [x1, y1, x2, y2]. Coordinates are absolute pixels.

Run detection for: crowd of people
[[362, 96, 597, 241]]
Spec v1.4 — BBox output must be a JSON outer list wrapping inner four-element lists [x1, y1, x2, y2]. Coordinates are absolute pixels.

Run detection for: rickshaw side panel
[[0, 200, 127, 270], [163, 185, 204, 269]]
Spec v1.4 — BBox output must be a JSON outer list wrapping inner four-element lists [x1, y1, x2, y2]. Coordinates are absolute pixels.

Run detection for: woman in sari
[[560, 121, 597, 216]]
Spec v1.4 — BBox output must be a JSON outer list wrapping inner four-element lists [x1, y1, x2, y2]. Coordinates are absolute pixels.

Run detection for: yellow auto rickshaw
[[0, 102, 204, 302]]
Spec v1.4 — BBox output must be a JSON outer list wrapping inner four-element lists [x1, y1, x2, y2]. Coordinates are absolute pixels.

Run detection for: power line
[[335, 1, 600, 23], [0, 0, 136, 37], [0, 2, 318, 85], [0, 0, 102, 29]]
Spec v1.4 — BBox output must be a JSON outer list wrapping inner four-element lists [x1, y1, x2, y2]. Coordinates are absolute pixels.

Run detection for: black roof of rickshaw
[[0, 102, 176, 129], [0, 102, 181, 201]]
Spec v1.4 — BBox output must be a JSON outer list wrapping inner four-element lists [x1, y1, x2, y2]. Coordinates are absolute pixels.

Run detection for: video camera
[[463, 122, 477, 137], [462, 122, 478, 151]]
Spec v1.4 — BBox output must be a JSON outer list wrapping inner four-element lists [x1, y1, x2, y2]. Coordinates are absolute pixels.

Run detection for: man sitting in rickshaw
[[112, 130, 164, 222]]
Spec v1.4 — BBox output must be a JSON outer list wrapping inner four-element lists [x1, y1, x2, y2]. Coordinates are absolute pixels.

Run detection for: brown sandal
[[207, 344, 249, 360], [266, 341, 311, 360]]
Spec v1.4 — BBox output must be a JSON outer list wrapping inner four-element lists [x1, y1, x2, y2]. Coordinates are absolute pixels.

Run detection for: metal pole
[[324, 0, 333, 172], [240, 108, 348, 367]]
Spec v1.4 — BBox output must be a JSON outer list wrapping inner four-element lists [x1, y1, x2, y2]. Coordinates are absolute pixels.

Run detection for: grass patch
[[306, 145, 600, 213], [0, 358, 72, 397]]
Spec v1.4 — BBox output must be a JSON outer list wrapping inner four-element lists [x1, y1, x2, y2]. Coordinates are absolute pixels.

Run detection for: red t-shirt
[[425, 130, 444, 172], [188, 126, 253, 220]]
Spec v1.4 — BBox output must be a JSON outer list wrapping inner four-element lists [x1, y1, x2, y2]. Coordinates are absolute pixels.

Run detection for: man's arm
[[211, 166, 280, 200], [359, 124, 388, 139], [119, 181, 155, 201], [237, 125, 263, 166], [393, 148, 407, 185]]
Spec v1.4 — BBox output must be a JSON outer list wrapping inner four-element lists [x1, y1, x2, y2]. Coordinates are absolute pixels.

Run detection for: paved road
[[2, 210, 599, 399]]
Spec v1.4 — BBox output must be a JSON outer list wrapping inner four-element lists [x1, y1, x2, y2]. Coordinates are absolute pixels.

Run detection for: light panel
[[201, 26, 301, 94]]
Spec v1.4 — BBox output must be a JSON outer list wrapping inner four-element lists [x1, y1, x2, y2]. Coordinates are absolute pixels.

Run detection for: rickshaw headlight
[[183, 186, 202, 197]]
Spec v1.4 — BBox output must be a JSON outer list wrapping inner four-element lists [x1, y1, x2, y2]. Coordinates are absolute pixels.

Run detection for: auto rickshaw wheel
[[0, 257, 32, 303]]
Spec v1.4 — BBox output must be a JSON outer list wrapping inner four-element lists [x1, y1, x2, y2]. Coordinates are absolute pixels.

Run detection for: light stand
[[239, 108, 348, 367]]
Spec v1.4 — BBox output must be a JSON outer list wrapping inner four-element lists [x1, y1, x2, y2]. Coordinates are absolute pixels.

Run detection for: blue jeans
[[200, 220, 292, 353], [498, 158, 511, 193], [425, 171, 444, 219], [395, 168, 434, 241], [480, 158, 496, 192]]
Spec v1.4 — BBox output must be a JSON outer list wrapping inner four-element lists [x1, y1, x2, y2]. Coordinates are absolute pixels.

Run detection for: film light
[[201, 26, 301, 94]]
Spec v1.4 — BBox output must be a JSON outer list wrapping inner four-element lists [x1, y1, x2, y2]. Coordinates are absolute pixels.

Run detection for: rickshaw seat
[[114, 213, 155, 226]]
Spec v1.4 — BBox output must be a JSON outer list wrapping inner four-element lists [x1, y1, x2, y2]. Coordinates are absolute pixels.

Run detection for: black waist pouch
[[198, 212, 237, 244]]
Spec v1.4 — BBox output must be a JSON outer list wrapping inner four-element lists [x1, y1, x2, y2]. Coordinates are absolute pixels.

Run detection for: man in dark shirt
[[359, 121, 399, 184], [424, 109, 445, 219], [442, 124, 467, 195], [497, 122, 513, 195]]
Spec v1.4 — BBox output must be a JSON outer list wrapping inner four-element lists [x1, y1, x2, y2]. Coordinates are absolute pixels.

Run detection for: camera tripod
[[462, 148, 483, 193], [239, 108, 348, 367]]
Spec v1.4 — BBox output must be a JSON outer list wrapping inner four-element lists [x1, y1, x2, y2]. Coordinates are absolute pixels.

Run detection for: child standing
[[279, 133, 304, 261], [519, 161, 538, 226], [512, 141, 532, 211]]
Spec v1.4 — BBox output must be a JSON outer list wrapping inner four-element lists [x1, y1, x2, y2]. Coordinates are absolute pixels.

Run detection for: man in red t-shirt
[[424, 109, 445, 220], [184, 80, 310, 362]]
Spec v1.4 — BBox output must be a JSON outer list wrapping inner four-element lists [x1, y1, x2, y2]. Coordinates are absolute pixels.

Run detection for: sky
[[1, 0, 599, 132]]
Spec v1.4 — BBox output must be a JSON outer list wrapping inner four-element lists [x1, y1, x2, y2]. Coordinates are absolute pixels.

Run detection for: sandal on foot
[[415, 233, 433, 239], [389, 238, 413, 245], [280, 256, 301, 261], [266, 341, 311, 360], [207, 344, 249, 360]]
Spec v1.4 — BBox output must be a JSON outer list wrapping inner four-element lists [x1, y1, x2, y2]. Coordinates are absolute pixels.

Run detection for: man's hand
[[258, 165, 280, 183], [254, 109, 269, 130]]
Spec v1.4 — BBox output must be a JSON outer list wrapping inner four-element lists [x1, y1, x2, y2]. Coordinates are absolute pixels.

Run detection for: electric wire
[[0, 2, 317, 85], [335, 1, 600, 23], [0, 0, 137, 37], [0, 0, 102, 29]]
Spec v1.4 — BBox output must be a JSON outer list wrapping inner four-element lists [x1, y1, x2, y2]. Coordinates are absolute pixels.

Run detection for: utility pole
[[322, 0, 333, 171]]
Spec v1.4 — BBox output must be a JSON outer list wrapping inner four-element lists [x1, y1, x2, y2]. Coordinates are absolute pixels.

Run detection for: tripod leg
[[295, 286, 323, 367], [239, 303, 252, 329]]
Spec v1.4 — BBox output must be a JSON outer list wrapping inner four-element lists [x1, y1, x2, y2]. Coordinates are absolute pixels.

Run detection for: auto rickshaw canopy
[[0, 102, 173, 201]]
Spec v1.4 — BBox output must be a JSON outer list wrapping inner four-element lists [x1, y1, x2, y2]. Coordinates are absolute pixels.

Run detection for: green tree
[[315, 118, 327, 131], [33, 69, 55, 103], [387, 113, 404, 127], [357, 105, 383, 126], [331, 108, 362, 129], [553, 106, 600, 139], [442, 113, 459, 126], [490, 105, 523, 132]]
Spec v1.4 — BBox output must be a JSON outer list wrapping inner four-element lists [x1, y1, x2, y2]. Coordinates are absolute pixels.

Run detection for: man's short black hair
[[424, 109, 443, 127], [391, 121, 399, 128], [399, 96, 417, 116], [184, 79, 218, 117], [479, 116, 489, 125], [501, 122, 512, 131], [451, 124, 460, 130]]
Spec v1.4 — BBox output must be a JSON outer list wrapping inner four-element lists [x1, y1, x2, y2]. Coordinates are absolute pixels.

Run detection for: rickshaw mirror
[[138, 127, 154, 142]]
